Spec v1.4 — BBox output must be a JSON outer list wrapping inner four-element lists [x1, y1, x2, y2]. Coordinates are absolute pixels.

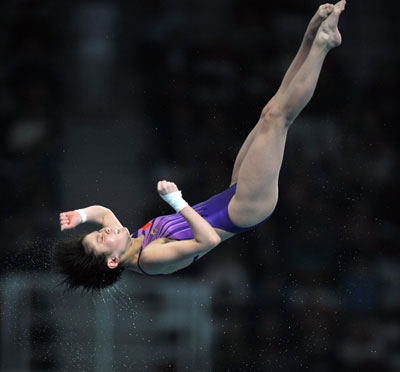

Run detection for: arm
[[137, 181, 221, 274], [157, 180, 221, 247], [140, 238, 216, 275], [179, 205, 221, 246], [59, 205, 123, 231]]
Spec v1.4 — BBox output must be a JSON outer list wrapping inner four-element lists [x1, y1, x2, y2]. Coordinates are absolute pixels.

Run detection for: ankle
[[308, 15, 323, 33], [304, 23, 319, 43]]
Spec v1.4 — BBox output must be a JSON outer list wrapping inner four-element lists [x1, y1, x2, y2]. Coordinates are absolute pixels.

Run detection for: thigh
[[229, 126, 258, 186], [230, 96, 277, 186], [228, 114, 288, 227]]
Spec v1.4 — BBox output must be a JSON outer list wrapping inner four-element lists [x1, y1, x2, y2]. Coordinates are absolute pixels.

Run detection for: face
[[82, 227, 131, 258]]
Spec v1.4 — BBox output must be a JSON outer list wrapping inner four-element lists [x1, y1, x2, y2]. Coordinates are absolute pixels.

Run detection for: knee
[[261, 103, 282, 120], [261, 96, 277, 118], [260, 103, 291, 129]]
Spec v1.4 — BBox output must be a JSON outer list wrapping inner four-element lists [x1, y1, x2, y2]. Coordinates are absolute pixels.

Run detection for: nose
[[105, 227, 111, 234]]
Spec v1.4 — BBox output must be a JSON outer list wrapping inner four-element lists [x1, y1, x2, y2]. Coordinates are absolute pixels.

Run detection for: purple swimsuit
[[132, 183, 271, 275]]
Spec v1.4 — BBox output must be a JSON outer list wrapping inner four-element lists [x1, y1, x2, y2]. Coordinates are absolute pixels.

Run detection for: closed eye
[[96, 232, 104, 244]]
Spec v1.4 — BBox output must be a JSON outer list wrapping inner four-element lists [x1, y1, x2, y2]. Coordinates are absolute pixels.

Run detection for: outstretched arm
[[59, 206, 123, 231]]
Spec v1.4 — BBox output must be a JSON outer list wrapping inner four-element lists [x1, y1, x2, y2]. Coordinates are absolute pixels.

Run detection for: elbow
[[207, 234, 221, 249]]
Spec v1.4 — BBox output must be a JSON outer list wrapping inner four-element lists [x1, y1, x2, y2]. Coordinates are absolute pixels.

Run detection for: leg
[[229, 1, 346, 227], [278, 3, 335, 93], [230, 98, 275, 186], [230, 3, 334, 186]]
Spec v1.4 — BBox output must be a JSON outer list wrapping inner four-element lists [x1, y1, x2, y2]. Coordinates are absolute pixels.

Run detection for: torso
[[128, 227, 235, 275], [127, 184, 264, 275]]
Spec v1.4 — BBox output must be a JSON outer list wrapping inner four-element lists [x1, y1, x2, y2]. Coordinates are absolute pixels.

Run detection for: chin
[[122, 229, 131, 242], [122, 232, 131, 246]]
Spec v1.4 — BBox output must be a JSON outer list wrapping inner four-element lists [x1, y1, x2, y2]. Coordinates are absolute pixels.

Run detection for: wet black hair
[[54, 234, 125, 293]]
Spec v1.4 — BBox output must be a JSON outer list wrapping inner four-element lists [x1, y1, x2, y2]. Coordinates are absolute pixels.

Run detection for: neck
[[120, 235, 144, 268]]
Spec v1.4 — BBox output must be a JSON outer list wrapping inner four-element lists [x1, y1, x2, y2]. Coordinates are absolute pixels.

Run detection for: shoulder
[[135, 237, 175, 275], [139, 237, 218, 275], [146, 237, 174, 248], [142, 237, 174, 259]]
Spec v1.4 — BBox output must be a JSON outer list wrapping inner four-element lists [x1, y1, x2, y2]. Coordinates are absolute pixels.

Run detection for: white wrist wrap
[[75, 209, 87, 223], [160, 191, 188, 212]]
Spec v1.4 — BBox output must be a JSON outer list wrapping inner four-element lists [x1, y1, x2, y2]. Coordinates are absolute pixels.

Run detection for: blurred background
[[0, 0, 399, 371]]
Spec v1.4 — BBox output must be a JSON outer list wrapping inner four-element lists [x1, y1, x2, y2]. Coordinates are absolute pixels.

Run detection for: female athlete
[[55, 1, 346, 291]]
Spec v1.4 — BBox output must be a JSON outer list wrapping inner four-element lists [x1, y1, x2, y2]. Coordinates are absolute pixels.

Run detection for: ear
[[107, 256, 120, 269]]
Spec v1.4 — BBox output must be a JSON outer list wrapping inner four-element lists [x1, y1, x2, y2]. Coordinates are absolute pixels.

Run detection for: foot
[[310, 3, 335, 28], [305, 3, 335, 43], [316, 0, 346, 49]]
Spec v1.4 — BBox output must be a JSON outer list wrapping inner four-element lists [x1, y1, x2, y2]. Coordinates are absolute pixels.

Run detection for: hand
[[59, 211, 82, 231], [157, 180, 179, 196]]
